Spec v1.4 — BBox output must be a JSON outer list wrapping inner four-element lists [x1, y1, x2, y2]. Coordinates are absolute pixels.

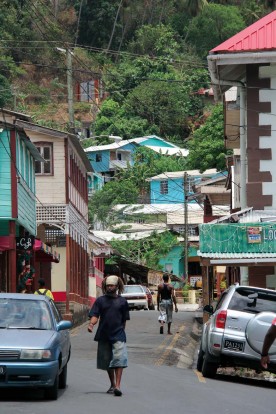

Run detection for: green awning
[[199, 222, 276, 255]]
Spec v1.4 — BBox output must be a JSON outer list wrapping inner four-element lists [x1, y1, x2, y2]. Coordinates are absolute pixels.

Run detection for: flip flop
[[114, 388, 122, 396]]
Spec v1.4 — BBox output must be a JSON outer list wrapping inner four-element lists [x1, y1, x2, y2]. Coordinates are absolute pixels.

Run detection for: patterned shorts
[[97, 340, 128, 370], [159, 299, 173, 323]]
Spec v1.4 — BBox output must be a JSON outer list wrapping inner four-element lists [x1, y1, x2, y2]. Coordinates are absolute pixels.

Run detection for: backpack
[[36, 289, 48, 296]]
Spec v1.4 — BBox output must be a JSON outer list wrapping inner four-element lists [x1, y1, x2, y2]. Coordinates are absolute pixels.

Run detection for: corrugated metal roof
[[84, 135, 187, 155], [147, 169, 218, 181], [92, 229, 166, 241], [145, 146, 188, 156], [211, 10, 276, 53], [198, 252, 276, 259], [113, 203, 185, 214]]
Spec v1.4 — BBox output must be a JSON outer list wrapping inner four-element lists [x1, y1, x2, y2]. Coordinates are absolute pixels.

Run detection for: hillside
[[0, 1, 274, 153]]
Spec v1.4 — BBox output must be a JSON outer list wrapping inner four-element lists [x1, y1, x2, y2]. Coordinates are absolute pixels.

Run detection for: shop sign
[[16, 236, 35, 250], [247, 227, 262, 244]]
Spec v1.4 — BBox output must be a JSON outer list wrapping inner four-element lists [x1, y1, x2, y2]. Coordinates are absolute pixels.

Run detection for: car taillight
[[215, 310, 227, 329]]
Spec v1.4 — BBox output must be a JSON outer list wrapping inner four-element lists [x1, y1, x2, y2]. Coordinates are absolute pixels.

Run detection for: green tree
[[124, 69, 209, 142], [93, 98, 158, 139], [186, 104, 228, 172], [75, 0, 121, 49], [89, 179, 139, 227], [184, 0, 208, 17], [127, 24, 181, 58], [109, 230, 179, 269], [0, 75, 13, 107], [186, 4, 245, 59], [116, 147, 187, 195]]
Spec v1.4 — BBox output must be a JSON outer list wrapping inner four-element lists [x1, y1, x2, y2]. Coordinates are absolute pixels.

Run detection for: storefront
[[198, 222, 276, 319]]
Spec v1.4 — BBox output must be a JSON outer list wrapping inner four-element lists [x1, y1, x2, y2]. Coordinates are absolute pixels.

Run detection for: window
[[95, 153, 102, 162], [35, 143, 53, 175], [160, 180, 168, 194]]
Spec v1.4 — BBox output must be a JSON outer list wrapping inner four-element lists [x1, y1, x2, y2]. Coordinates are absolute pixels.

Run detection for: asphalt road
[[0, 309, 276, 414]]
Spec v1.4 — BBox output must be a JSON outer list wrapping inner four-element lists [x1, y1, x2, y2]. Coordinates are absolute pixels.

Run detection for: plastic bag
[[158, 310, 166, 323]]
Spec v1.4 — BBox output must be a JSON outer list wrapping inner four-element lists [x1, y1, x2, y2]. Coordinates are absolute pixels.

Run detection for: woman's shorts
[[97, 340, 128, 370]]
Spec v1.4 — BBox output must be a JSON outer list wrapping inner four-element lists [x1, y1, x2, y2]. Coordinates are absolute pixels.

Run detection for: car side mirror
[[57, 320, 72, 331], [203, 304, 213, 314]]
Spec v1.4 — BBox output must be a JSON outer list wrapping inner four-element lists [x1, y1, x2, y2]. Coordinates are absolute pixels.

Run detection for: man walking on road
[[157, 274, 178, 335], [88, 275, 130, 396]]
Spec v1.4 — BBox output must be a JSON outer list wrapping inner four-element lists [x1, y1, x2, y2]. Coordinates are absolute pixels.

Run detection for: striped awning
[[34, 239, 60, 263]]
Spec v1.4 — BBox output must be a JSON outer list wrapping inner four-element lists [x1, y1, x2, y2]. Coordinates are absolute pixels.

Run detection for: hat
[[106, 275, 119, 285]]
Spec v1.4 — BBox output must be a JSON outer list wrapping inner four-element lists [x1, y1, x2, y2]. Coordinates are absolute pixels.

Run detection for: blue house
[[84, 135, 188, 195], [0, 116, 44, 292], [148, 169, 225, 204]]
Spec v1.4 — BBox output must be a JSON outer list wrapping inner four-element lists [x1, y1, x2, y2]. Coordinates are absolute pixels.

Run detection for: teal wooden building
[[0, 121, 43, 292]]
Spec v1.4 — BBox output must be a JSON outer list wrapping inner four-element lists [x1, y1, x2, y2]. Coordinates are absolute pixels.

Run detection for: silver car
[[121, 285, 148, 310], [197, 284, 276, 378], [0, 293, 72, 400]]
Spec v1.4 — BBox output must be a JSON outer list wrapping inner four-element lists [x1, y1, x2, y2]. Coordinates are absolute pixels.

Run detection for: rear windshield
[[228, 287, 276, 313], [124, 286, 143, 293]]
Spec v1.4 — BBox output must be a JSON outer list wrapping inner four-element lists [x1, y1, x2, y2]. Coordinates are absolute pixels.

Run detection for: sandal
[[107, 386, 115, 394], [114, 388, 122, 396]]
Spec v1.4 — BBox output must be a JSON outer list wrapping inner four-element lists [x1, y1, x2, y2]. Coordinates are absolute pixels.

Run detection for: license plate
[[0, 366, 6, 376], [224, 340, 244, 352]]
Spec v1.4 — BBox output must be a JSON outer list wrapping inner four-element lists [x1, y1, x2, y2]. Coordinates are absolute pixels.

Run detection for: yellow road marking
[[193, 369, 206, 383], [155, 326, 185, 366]]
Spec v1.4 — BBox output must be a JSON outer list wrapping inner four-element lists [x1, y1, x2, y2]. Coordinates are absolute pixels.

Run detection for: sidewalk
[[176, 303, 200, 312], [176, 302, 203, 324]]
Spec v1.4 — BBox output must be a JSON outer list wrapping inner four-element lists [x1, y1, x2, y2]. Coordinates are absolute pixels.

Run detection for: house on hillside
[[197, 10, 276, 307], [0, 109, 92, 324], [147, 169, 224, 204], [112, 202, 229, 281], [0, 112, 59, 293], [84, 135, 188, 196]]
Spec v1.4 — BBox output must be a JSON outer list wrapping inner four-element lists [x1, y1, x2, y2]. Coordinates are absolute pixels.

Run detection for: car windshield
[[123, 286, 143, 293], [0, 298, 53, 330], [228, 288, 276, 313]]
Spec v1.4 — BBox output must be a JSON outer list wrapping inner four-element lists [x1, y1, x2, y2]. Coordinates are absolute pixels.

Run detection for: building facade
[[13, 115, 92, 323]]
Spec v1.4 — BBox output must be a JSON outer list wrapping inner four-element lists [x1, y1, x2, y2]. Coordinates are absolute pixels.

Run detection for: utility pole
[[66, 48, 75, 133], [56, 46, 75, 133], [184, 172, 189, 282]]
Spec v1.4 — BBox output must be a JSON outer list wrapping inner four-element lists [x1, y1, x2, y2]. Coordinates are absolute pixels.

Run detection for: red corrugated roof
[[211, 11, 276, 53]]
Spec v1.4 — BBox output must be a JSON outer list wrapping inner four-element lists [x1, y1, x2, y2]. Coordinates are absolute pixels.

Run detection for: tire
[[59, 363, 67, 389], [45, 374, 59, 400], [196, 344, 204, 372], [201, 349, 218, 379]]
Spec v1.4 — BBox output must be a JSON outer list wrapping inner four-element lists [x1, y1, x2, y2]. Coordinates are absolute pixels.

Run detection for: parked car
[[121, 285, 148, 310], [141, 286, 155, 310], [0, 293, 72, 400], [197, 284, 276, 378]]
